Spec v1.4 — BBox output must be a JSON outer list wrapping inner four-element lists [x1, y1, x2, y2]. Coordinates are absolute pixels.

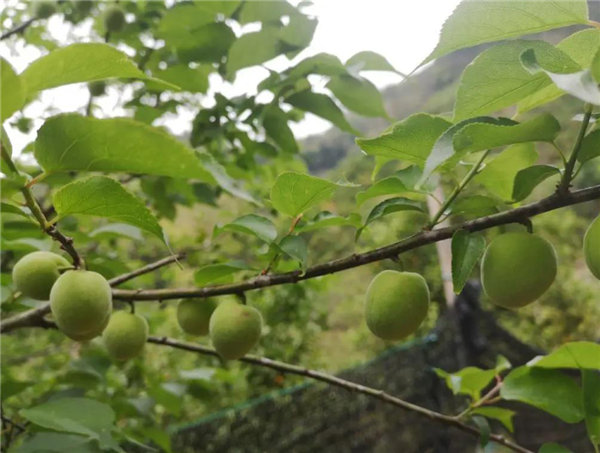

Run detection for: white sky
[[1, 0, 461, 155]]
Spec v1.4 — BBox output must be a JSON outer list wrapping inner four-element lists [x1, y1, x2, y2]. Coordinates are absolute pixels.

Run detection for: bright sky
[[1, 0, 461, 155]]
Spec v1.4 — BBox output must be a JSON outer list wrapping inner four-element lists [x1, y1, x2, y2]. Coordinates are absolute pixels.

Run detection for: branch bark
[[108, 253, 185, 286], [112, 184, 600, 302], [147, 336, 532, 453]]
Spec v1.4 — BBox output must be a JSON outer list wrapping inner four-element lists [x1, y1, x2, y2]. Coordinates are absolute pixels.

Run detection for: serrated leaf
[[578, 129, 600, 164], [582, 370, 600, 448], [471, 407, 515, 433], [512, 165, 560, 202], [215, 214, 277, 244], [501, 367, 584, 423], [270, 172, 340, 217], [453, 114, 560, 154], [20, 43, 174, 98], [362, 197, 424, 228], [423, 0, 588, 64], [53, 176, 165, 242], [278, 235, 308, 268], [35, 114, 212, 181], [356, 114, 452, 167], [527, 342, 600, 370], [285, 89, 358, 134], [521, 48, 600, 105], [454, 41, 580, 120], [326, 74, 388, 118], [451, 230, 486, 294], [194, 262, 250, 286], [1, 57, 25, 120], [475, 143, 538, 201]]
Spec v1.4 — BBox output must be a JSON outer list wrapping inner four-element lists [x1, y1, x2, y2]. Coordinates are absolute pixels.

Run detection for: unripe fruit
[[584, 215, 600, 280], [34, 2, 56, 19], [104, 6, 125, 33], [103, 311, 148, 361], [50, 270, 112, 341], [75, 0, 93, 15], [364, 270, 430, 341], [481, 232, 557, 309], [12, 251, 70, 300], [177, 299, 218, 336], [88, 81, 106, 97], [209, 301, 262, 360]]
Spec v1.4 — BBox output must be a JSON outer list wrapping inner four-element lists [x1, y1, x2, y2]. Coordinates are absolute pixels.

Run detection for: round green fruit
[[103, 311, 148, 361], [34, 2, 56, 19], [584, 215, 600, 280], [364, 270, 430, 341], [177, 299, 218, 336], [50, 270, 112, 341], [481, 232, 557, 309], [88, 81, 106, 97], [12, 251, 70, 300], [104, 6, 125, 32], [209, 301, 262, 360]]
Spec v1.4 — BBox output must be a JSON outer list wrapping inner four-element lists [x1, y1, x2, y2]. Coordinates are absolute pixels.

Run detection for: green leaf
[[527, 342, 600, 370], [152, 65, 211, 93], [227, 28, 281, 75], [356, 176, 423, 206], [501, 367, 584, 423], [453, 114, 560, 154], [239, 0, 295, 24], [262, 105, 298, 153], [512, 165, 561, 202], [282, 53, 347, 81], [471, 407, 515, 433], [198, 152, 258, 204], [593, 48, 600, 82], [472, 415, 490, 447], [454, 41, 580, 120], [148, 383, 184, 416], [89, 223, 143, 241], [451, 230, 486, 294], [270, 172, 340, 217], [285, 89, 358, 135], [20, 397, 115, 441], [362, 197, 424, 229], [279, 13, 317, 50], [582, 369, 600, 448], [215, 214, 277, 244], [326, 74, 389, 118], [449, 195, 500, 218], [1, 58, 25, 119], [35, 114, 212, 181], [519, 29, 600, 112], [356, 113, 452, 167], [434, 366, 496, 400], [194, 261, 250, 286], [423, 0, 588, 64], [175, 23, 236, 63], [296, 211, 361, 233], [539, 443, 573, 453], [16, 432, 99, 453], [278, 235, 308, 268], [20, 43, 173, 97], [577, 129, 600, 164], [53, 176, 165, 242], [1, 202, 33, 221], [521, 48, 600, 105], [346, 51, 400, 74], [475, 143, 538, 201]]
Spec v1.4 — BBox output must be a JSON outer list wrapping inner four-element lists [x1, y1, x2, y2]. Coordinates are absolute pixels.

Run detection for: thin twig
[[147, 336, 532, 453], [111, 184, 600, 302], [108, 252, 185, 286], [0, 18, 35, 40], [559, 104, 593, 194]]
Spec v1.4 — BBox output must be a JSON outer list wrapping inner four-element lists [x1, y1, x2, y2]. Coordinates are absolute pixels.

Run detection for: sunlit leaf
[[285, 89, 358, 134], [215, 214, 277, 244], [326, 74, 389, 118], [527, 342, 600, 370], [271, 172, 341, 217], [451, 230, 486, 294], [1, 58, 25, 120]]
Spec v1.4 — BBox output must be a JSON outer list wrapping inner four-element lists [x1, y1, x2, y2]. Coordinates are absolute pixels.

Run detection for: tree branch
[[147, 336, 532, 453], [0, 18, 35, 41], [112, 184, 600, 302], [108, 253, 185, 286]]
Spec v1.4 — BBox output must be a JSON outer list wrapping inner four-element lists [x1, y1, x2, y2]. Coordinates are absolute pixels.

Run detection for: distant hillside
[[301, 3, 600, 173]]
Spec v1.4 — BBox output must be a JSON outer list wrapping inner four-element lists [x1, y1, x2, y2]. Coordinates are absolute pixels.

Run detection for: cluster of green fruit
[[11, 251, 263, 361], [364, 217, 600, 341]]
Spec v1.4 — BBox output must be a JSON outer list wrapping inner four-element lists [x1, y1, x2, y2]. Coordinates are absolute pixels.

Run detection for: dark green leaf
[[423, 0, 588, 64], [578, 129, 600, 164], [176, 23, 236, 63], [539, 443, 573, 453], [512, 165, 560, 202], [194, 262, 250, 286], [501, 367, 584, 423], [527, 342, 600, 370], [582, 370, 600, 448], [278, 235, 308, 268], [286, 89, 358, 134], [362, 198, 424, 229], [356, 176, 424, 206], [262, 105, 298, 153], [451, 230, 486, 294], [215, 214, 277, 244], [53, 176, 165, 242], [270, 172, 340, 217], [16, 432, 99, 453], [472, 415, 490, 447], [356, 114, 452, 167], [326, 74, 388, 118]]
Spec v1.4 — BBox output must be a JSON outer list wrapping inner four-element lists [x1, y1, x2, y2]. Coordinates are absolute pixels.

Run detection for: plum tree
[[50, 270, 112, 341], [209, 301, 263, 360], [103, 311, 149, 361], [364, 270, 430, 341], [104, 6, 125, 33], [584, 215, 600, 279], [12, 251, 70, 300], [481, 232, 557, 309], [33, 2, 56, 19], [177, 299, 218, 336]]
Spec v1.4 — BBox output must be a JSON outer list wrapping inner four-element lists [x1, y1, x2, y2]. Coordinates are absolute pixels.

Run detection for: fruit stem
[[428, 149, 491, 228], [559, 103, 593, 194]]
